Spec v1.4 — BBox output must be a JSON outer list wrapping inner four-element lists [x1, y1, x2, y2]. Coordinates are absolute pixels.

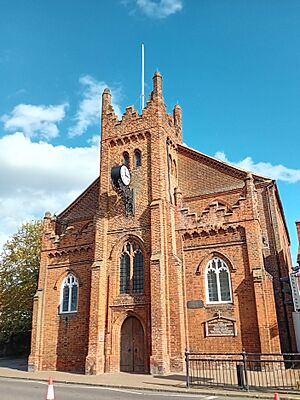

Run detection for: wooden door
[[120, 316, 145, 373]]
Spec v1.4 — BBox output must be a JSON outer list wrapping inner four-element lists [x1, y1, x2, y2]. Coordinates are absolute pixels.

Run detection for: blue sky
[[0, 0, 299, 261]]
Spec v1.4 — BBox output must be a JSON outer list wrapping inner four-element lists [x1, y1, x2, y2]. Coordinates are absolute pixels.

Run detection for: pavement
[[0, 357, 300, 400]]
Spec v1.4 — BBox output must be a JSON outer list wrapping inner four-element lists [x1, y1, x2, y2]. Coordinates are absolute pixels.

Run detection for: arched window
[[134, 149, 142, 167], [205, 257, 232, 303], [123, 151, 129, 167], [120, 241, 144, 295], [60, 274, 78, 313]]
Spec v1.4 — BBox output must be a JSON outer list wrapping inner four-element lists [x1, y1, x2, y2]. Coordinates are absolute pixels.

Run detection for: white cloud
[[136, 0, 183, 18], [0, 132, 99, 250], [68, 75, 122, 137], [88, 135, 100, 146], [214, 151, 300, 183], [1, 103, 67, 140]]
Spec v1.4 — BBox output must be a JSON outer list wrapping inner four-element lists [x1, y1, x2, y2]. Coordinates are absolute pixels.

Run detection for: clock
[[111, 165, 131, 187], [111, 164, 134, 216], [120, 165, 131, 186]]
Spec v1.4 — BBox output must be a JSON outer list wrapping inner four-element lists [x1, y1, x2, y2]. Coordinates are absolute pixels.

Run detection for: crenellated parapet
[[179, 195, 247, 234], [41, 212, 59, 248], [42, 211, 95, 254], [101, 71, 182, 145], [178, 172, 265, 237]]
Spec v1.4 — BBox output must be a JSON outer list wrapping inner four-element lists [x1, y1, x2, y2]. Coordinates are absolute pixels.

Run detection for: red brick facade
[[28, 72, 295, 375]]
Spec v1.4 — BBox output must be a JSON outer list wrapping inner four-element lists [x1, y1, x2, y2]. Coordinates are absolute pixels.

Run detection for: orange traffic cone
[[274, 393, 280, 400], [46, 377, 55, 400]]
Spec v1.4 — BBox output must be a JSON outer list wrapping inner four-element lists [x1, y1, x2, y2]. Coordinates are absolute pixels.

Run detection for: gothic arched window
[[205, 257, 232, 304], [123, 151, 129, 167], [60, 274, 78, 313], [134, 149, 142, 167], [120, 241, 144, 294]]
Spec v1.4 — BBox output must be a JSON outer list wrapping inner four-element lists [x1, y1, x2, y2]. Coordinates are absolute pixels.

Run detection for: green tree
[[0, 220, 42, 341]]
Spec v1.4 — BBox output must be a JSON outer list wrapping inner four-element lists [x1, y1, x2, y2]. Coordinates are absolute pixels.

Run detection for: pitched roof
[[58, 177, 99, 223]]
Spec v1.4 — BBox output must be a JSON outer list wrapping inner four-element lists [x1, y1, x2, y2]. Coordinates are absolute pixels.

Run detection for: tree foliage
[[0, 220, 42, 341]]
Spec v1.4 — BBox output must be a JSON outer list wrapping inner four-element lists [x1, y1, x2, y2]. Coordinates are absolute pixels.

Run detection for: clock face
[[120, 165, 131, 186]]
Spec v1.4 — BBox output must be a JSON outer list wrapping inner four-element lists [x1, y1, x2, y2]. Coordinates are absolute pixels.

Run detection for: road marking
[[0, 377, 218, 399], [106, 387, 143, 394], [54, 383, 143, 395], [143, 393, 217, 398], [54, 383, 217, 398]]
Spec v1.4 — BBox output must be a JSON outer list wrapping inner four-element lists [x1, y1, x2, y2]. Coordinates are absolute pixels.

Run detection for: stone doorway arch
[[120, 316, 145, 373]]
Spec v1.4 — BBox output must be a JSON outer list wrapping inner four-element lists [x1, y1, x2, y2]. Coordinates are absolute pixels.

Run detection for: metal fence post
[[242, 350, 249, 390], [185, 350, 190, 388]]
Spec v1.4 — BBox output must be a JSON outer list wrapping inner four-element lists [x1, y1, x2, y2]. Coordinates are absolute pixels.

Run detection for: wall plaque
[[187, 300, 204, 309], [205, 316, 236, 337]]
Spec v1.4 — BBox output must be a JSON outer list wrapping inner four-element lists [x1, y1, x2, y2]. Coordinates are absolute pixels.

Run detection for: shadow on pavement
[[0, 357, 28, 371], [151, 374, 216, 385], [153, 374, 186, 381]]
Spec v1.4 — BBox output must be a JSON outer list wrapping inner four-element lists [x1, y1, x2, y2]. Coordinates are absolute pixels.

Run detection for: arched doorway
[[120, 316, 145, 373]]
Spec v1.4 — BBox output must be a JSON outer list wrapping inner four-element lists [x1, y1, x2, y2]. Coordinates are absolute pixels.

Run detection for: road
[[0, 377, 263, 400]]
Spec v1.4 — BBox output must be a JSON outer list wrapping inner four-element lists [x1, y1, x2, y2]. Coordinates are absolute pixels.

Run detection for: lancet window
[[60, 274, 78, 313], [205, 257, 232, 303], [123, 151, 129, 167], [134, 149, 142, 167], [120, 241, 144, 294]]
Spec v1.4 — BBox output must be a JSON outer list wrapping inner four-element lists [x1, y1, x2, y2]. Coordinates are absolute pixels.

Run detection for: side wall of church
[[176, 149, 284, 355], [256, 184, 296, 352], [28, 215, 94, 372]]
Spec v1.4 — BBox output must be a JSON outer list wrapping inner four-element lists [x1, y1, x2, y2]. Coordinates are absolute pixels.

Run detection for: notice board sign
[[205, 316, 236, 337]]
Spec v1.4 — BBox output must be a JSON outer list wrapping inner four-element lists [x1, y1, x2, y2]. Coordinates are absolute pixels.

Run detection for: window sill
[[59, 311, 78, 316]]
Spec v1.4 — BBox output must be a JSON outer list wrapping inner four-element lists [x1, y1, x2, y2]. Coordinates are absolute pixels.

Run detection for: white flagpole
[[141, 43, 145, 110]]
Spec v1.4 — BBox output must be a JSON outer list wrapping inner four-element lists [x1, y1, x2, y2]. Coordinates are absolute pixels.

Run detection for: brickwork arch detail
[[53, 268, 81, 290], [113, 311, 147, 337], [210, 198, 233, 212], [109, 234, 145, 260], [196, 251, 236, 276], [110, 311, 148, 372]]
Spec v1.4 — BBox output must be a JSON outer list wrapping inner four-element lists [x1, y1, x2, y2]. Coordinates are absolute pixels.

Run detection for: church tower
[[85, 72, 186, 374]]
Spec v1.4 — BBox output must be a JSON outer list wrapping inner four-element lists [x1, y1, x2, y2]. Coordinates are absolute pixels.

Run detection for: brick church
[[29, 72, 295, 375]]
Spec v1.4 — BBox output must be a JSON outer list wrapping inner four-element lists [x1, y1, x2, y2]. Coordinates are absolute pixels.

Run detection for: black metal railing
[[185, 351, 300, 391]]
